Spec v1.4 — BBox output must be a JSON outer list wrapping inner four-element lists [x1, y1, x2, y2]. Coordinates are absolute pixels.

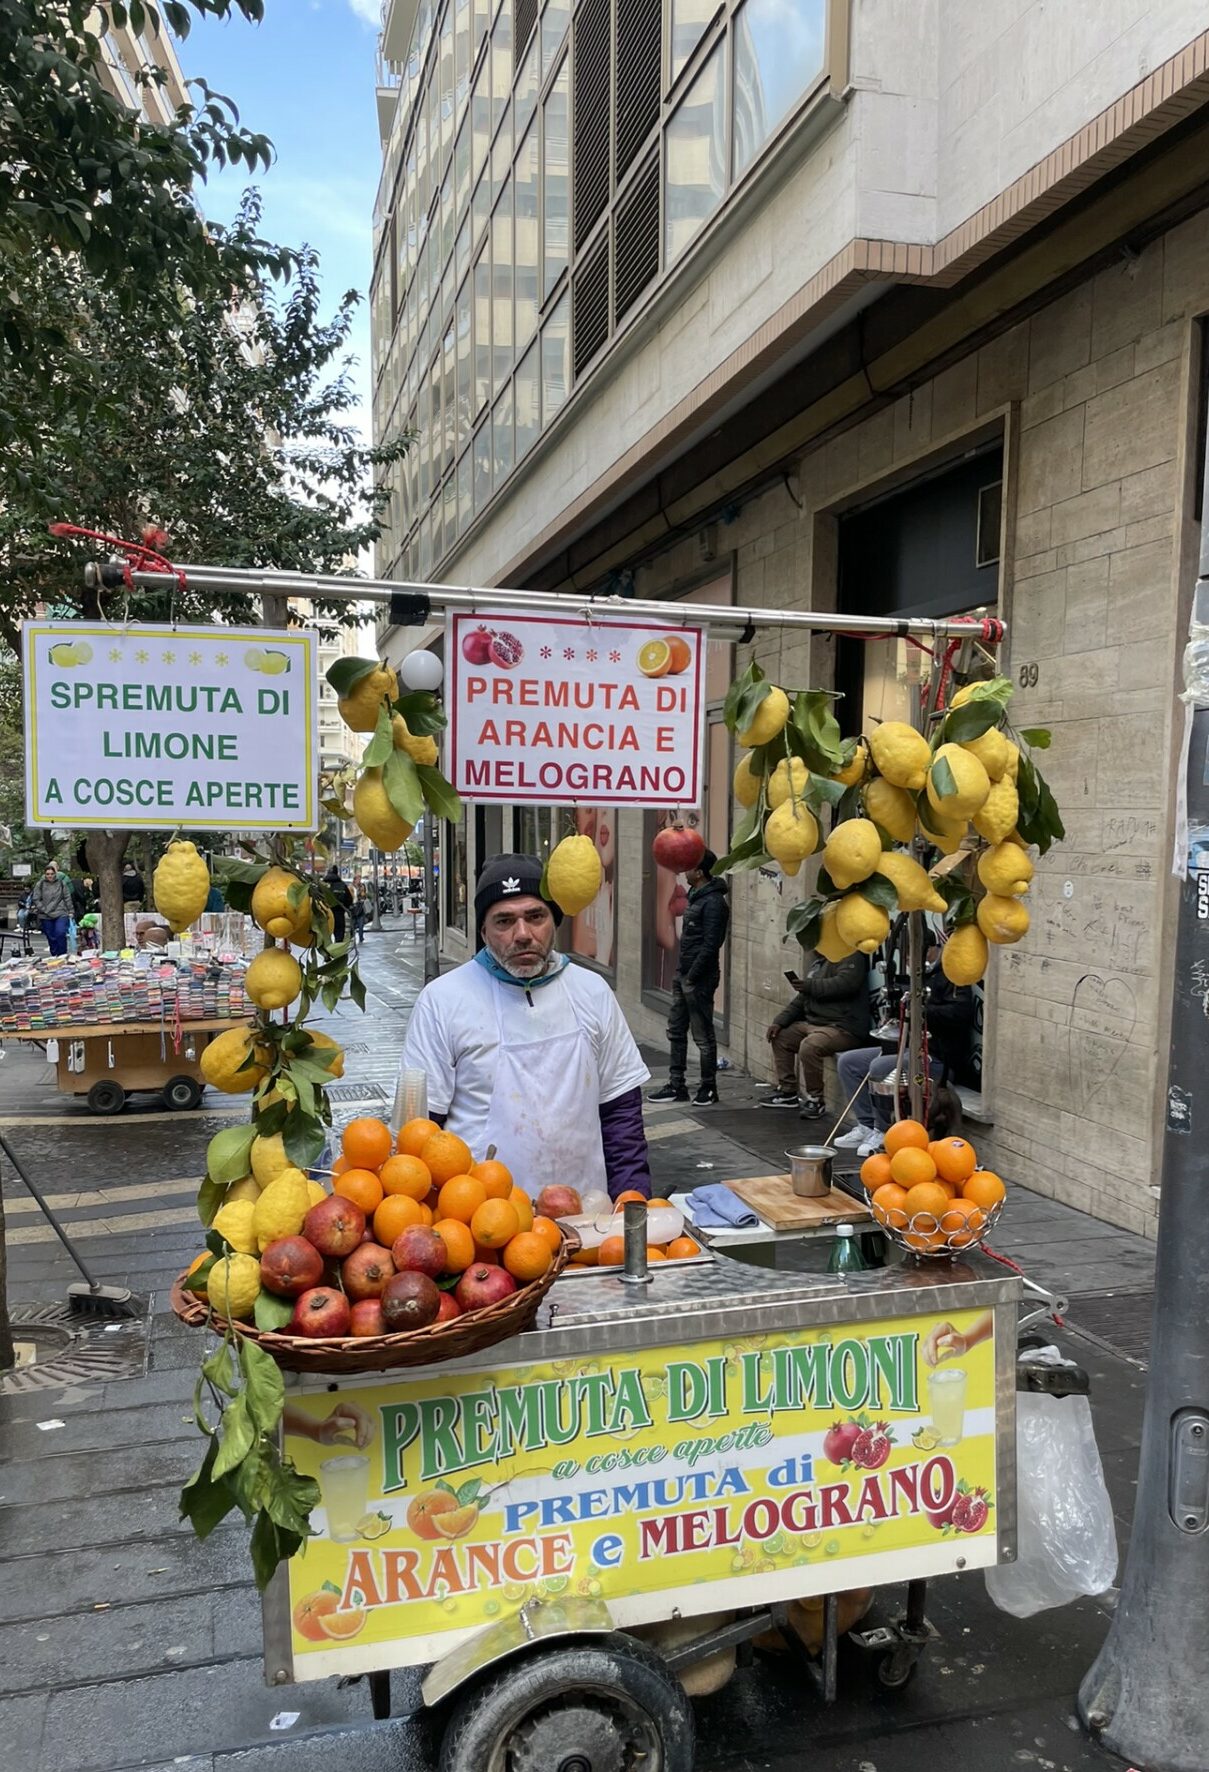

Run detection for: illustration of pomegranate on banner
[[447, 614, 707, 808]]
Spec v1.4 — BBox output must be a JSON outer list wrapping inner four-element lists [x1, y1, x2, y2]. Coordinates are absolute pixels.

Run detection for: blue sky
[[180, 0, 383, 437]]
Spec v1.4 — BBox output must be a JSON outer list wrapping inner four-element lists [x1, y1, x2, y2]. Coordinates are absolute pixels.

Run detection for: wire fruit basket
[[864, 1191, 1006, 1260]]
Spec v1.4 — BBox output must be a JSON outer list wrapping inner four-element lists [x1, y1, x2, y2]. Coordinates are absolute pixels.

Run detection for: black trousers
[[666, 975, 718, 1087]]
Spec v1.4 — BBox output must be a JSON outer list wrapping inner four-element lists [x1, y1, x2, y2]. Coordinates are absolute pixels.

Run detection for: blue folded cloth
[[686, 1184, 759, 1229]]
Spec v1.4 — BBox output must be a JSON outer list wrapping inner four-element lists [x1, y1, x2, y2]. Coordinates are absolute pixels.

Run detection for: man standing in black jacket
[[649, 853, 730, 1107], [761, 952, 870, 1117]]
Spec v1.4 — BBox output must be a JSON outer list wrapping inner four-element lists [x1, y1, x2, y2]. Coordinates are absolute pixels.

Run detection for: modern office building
[[371, 0, 1209, 1236]]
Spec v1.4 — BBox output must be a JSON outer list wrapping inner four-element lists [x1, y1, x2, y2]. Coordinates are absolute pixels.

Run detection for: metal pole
[[422, 817, 440, 984], [1076, 403, 1209, 1769], [370, 849, 384, 932]]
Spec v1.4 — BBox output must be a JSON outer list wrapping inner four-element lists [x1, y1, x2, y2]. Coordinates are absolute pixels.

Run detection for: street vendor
[[399, 853, 653, 1202]]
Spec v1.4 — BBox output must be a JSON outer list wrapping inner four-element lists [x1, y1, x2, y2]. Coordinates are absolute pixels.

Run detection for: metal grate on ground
[[325, 1081, 388, 1105], [1066, 1292, 1154, 1367], [0, 1299, 151, 1394]]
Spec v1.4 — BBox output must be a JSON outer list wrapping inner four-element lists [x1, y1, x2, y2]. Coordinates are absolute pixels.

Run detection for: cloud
[[347, 0, 379, 24]]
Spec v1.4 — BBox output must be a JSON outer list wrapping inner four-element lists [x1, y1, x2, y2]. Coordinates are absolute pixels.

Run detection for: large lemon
[[1001, 740, 1020, 782], [546, 834, 602, 914], [211, 1199, 258, 1255], [252, 867, 312, 942], [225, 1175, 261, 1208], [863, 776, 916, 844], [972, 776, 1019, 845], [200, 1027, 270, 1094], [733, 752, 762, 808], [977, 894, 1030, 945], [353, 767, 413, 851], [918, 809, 967, 855], [926, 743, 990, 821], [764, 800, 818, 868], [252, 1167, 311, 1252], [338, 664, 399, 733], [835, 893, 890, 954], [391, 714, 439, 767], [815, 902, 856, 963], [875, 851, 946, 913], [245, 946, 303, 1012], [737, 685, 789, 748], [831, 742, 867, 788], [977, 842, 1034, 896], [306, 1030, 346, 1078], [152, 840, 211, 933], [961, 727, 1009, 781], [767, 757, 810, 809], [941, 923, 988, 985], [869, 723, 931, 791], [207, 1252, 262, 1322], [822, 818, 881, 890], [250, 1131, 290, 1190]]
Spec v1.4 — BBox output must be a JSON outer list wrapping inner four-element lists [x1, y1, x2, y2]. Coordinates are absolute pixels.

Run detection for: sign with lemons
[[23, 622, 317, 831], [278, 1306, 999, 1677]]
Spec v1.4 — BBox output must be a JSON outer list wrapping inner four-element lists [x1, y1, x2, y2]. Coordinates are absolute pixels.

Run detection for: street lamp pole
[[371, 848, 384, 933]]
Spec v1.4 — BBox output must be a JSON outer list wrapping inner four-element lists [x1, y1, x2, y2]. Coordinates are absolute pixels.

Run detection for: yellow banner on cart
[[283, 1306, 996, 1660]]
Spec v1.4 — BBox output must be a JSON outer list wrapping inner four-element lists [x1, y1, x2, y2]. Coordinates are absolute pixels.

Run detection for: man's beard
[[485, 936, 554, 978]]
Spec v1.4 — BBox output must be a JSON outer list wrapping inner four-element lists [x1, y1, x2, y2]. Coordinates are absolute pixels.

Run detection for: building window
[[542, 0, 569, 77], [445, 811, 468, 934], [515, 339, 540, 460], [665, 39, 726, 265], [473, 417, 492, 510], [669, 0, 716, 81], [542, 291, 569, 421], [732, 0, 826, 176], [543, 61, 570, 298], [492, 384, 515, 483]]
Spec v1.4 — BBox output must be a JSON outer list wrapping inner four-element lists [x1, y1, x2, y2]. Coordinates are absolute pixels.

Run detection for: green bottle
[[827, 1222, 868, 1275]]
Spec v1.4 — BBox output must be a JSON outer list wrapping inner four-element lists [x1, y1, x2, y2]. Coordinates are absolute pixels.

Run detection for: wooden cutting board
[[725, 1174, 873, 1232]]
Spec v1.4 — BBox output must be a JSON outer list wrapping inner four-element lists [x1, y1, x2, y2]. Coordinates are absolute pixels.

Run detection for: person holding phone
[[761, 952, 870, 1116]]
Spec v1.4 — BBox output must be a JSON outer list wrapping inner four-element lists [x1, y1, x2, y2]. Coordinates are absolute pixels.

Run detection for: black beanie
[[474, 853, 563, 938]]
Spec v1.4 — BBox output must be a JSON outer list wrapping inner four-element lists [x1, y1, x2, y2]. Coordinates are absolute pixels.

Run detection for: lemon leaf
[[724, 661, 768, 734], [213, 1393, 255, 1480], [804, 774, 845, 812], [284, 1110, 326, 1170], [383, 747, 425, 825], [394, 690, 447, 735], [417, 763, 462, 822], [254, 1290, 294, 1331], [240, 1337, 285, 1432], [362, 702, 394, 767], [790, 690, 844, 769], [182, 1253, 217, 1293], [730, 803, 761, 848], [943, 700, 1001, 743], [929, 754, 958, 800], [711, 832, 767, 874], [854, 876, 899, 914], [197, 1176, 225, 1228], [1019, 726, 1052, 749], [214, 856, 269, 886], [326, 656, 380, 696], [206, 1123, 259, 1185], [180, 1438, 238, 1539]]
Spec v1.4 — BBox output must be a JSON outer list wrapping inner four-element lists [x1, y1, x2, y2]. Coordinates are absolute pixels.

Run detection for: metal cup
[[786, 1145, 835, 1197]]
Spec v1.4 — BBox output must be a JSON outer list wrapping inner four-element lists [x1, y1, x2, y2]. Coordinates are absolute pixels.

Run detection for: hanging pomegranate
[[652, 823, 706, 874]]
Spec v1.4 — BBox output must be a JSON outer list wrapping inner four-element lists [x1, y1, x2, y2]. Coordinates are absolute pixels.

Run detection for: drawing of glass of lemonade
[[320, 1454, 370, 1542], [927, 1367, 968, 1446]]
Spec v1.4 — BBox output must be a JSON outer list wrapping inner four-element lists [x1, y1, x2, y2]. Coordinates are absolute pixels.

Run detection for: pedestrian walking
[[324, 866, 354, 944], [121, 860, 145, 908], [352, 888, 370, 944], [761, 952, 870, 1118], [28, 863, 75, 956], [648, 851, 730, 1107]]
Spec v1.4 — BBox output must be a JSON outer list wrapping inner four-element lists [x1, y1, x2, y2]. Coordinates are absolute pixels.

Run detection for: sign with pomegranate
[[275, 1305, 998, 1676], [446, 613, 706, 807]]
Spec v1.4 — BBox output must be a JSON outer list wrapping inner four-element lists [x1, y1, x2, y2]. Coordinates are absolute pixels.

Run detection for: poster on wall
[[447, 614, 705, 807]]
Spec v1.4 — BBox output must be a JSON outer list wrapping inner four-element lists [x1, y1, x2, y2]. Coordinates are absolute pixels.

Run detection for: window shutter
[[572, 230, 610, 375], [614, 0, 660, 181], [572, 0, 611, 250], [614, 147, 659, 323]]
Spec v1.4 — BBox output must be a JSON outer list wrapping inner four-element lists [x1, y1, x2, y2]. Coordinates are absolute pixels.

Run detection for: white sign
[[447, 613, 705, 807], [23, 623, 318, 832], [12, 864, 31, 878]]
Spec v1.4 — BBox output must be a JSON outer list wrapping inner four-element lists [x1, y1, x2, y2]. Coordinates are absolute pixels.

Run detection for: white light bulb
[[400, 650, 444, 691]]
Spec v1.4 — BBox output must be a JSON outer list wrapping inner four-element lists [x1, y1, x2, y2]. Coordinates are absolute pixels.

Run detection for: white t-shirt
[[399, 958, 649, 1155]]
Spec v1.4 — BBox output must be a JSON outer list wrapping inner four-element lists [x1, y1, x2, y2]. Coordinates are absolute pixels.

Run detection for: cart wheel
[[163, 1075, 203, 1112], [87, 1080, 126, 1116], [876, 1648, 918, 1690], [439, 1634, 694, 1772]]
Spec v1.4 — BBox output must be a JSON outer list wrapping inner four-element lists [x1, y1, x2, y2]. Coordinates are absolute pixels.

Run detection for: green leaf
[[935, 876, 977, 926], [394, 690, 446, 735], [261, 1459, 321, 1537], [383, 747, 425, 826], [249, 1509, 300, 1592], [286, 877, 307, 910], [791, 690, 845, 770], [253, 1098, 288, 1138], [711, 831, 767, 875], [929, 754, 958, 801], [205, 1229, 229, 1258], [240, 1337, 286, 1432], [180, 1438, 237, 1539], [284, 1110, 326, 1170], [1019, 727, 1052, 750], [182, 1253, 217, 1295], [729, 802, 761, 848], [326, 656, 379, 697], [347, 971, 368, 1013], [213, 1393, 255, 1480], [254, 1290, 295, 1331], [202, 1341, 238, 1398], [214, 857, 269, 887], [206, 1122, 258, 1185], [417, 764, 462, 823], [854, 875, 900, 914], [803, 774, 845, 812], [723, 661, 768, 735], [1016, 754, 1065, 855], [943, 701, 1002, 744], [950, 675, 1012, 708], [362, 703, 394, 767], [196, 1175, 225, 1229]]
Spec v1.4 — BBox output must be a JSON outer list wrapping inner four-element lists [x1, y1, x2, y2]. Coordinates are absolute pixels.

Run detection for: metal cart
[[0, 1017, 240, 1114]]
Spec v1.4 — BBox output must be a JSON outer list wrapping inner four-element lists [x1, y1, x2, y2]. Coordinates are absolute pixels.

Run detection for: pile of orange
[[570, 1194, 700, 1268], [858, 1121, 1006, 1253], [331, 1117, 562, 1283]]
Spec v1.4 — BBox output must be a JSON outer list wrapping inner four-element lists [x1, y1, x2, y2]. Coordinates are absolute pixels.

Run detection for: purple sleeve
[[598, 1086, 652, 1201]]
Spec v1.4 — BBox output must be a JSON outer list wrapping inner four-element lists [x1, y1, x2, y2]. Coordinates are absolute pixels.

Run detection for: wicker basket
[[170, 1229, 576, 1373]]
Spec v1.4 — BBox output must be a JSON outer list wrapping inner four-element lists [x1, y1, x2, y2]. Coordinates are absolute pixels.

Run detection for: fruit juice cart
[[264, 1244, 1020, 1770]]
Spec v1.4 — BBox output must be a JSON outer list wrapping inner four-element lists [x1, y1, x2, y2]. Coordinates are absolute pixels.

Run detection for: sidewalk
[[0, 929, 1147, 1770]]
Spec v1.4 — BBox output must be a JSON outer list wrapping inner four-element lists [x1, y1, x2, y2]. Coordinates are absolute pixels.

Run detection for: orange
[[437, 1175, 488, 1224], [342, 1116, 393, 1171], [334, 1167, 384, 1214], [379, 1154, 433, 1200], [373, 1193, 425, 1243], [398, 1117, 441, 1157], [417, 1202, 433, 1225], [433, 1218, 475, 1272], [963, 1169, 1006, 1210], [471, 1158, 514, 1199], [421, 1130, 474, 1184], [930, 1137, 977, 1185], [597, 1235, 625, 1266], [904, 1181, 951, 1225], [508, 1188, 534, 1233], [889, 1147, 938, 1190], [884, 1119, 930, 1157], [471, 1198, 521, 1248], [647, 1198, 674, 1209], [904, 1226, 945, 1253], [646, 1246, 667, 1261], [503, 1231, 554, 1281], [331, 1153, 350, 1176], [939, 1198, 986, 1248], [666, 1236, 700, 1259], [615, 1190, 647, 1205], [870, 1182, 910, 1229], [531, 1215, 563, 1253], [570, 1247, 598, 1266], [860, 1151, 893, 1191]]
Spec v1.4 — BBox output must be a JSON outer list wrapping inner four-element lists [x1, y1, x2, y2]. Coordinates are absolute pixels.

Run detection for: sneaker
[[798, 1094, 826, 1119], [858, 1131, 885, 1158], [647, 1083, 689, 1103], [834, 1123, 876, 1151], [693, 1084, 719, 1106], [759, 1091, 800, 1109]]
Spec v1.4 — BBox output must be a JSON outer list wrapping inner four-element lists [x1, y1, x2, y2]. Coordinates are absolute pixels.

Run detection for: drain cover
[[1067, 1292, 1154, 1367], [0, 1300, 150, 1394], [327, 1082, 388, 1104]]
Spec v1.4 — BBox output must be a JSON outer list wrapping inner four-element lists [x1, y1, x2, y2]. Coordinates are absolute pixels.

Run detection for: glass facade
[[371, 0, 837, 579]]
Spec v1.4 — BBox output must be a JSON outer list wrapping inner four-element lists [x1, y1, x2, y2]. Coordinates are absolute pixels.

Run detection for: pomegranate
[[341, 1242, 395, 1300], [435, 1290, 463, 1322], [821, 1421, 863, 1466], [461, 624, 494, 665], [536, 1185, 582, 1220], [652, 823, 706, 875], [391, 1225, 447, 1280], [349, 1298, 386, 1336], [290, 1287, 351, 1338], [851, 1424, 893, 1470], [304, 1194, 366, 1258], [260, 1236, 324, 1299], [952, 1487, 991, 1533], [456, 1263, 517, 1312], [488, 630, 523, 669], [381, 1270, 441, 1331]]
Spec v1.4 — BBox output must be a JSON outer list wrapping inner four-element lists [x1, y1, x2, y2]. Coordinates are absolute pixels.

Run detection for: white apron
[[480, 974, 609, 1201]]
